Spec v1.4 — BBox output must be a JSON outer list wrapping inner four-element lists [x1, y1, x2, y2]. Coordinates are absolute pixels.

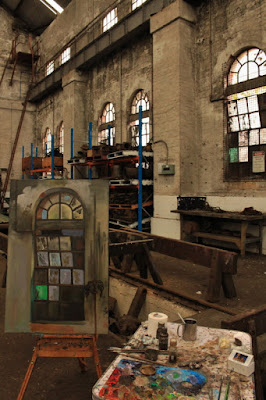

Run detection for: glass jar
[[159, 327, 169, 350], [156, 322, 165, 339], [168, 338, 177, 363]]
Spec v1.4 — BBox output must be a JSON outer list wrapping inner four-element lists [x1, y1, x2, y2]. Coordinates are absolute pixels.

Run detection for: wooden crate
[[42, 156, 63, 168], [22, 157, 42, 171]]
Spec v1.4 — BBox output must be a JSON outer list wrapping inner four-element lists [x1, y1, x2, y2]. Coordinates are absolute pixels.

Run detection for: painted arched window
[[129, 90, 150, 146], [33, 191, 85, 322], [225, 48, 266, 179], [43, 127, 52, 155], [98, 102, 115, 145]]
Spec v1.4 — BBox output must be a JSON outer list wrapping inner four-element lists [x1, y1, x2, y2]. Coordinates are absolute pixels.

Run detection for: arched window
[[43, 127, 52, 155], [129, 90, 150, 146], [98, 102, 115, 145], [225, 48, 266, 179], [59, 121, 64, 154], [33, 191, 85, 322]]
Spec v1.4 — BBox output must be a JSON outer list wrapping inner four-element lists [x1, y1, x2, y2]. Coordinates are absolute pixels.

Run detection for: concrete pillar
[[62, 70, 88, 173], [150, 0, 196, 238]]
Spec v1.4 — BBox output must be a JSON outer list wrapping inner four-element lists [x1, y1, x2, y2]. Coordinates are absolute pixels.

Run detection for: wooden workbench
[[92, 322, 255, 399], [172, 209, 266, 256]]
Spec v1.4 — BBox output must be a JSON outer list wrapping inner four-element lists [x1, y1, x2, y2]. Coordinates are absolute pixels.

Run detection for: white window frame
[[132, 0, 147, 11], [46, 60, 54, 76], [61, 47, 71, 65]]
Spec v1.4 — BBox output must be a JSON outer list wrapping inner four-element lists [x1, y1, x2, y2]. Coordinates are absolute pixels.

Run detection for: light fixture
[[39, 0, 64, 15]]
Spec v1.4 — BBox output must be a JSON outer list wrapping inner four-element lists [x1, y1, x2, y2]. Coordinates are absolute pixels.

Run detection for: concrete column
[[62, 70, 88, 173], [150, 0, 196, 238]]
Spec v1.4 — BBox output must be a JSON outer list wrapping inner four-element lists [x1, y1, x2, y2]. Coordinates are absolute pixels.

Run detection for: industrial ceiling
[[0, 0, 72, 35]]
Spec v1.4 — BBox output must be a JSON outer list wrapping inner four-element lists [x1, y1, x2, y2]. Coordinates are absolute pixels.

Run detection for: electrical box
[[158, 164, 175, 175], [228, 350, 254, 376]]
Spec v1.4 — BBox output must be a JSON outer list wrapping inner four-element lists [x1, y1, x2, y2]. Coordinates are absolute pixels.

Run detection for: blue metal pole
[[30, 143, 33, 179], [51, 134, 55, 180], [88, 122, 92, 149], [88, 123, 92, 179], [45, 144, 47, 156], [36, 147, 38, 157], [138, 106, 143, 231], [22, 146, 24, 180], [108, 124, 111, 146], [71, 128, 74, 179]]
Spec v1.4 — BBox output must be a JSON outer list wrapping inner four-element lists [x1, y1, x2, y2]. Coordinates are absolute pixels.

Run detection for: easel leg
[[92, 336, 102, 378], [17, 349, 38, 400]]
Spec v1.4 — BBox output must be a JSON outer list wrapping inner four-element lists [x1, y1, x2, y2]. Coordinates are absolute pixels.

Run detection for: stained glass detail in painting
[[229, 148, 238, 163], [60, 236, 71, 250], [35, 285, 48, 300], [61, 252, 74, 267], [73, 269, 84, 285], [49, 285, 59, 301], [60, 269, 71, 284], [48, 236, 59, 250], [37, 252, 49, 267], [49, 253, 61, 267], [36, 236, 48, 250], [48, 269, 59, 284]]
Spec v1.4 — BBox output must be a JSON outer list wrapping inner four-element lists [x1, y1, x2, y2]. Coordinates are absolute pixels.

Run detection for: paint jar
[[168, 338, 178, 363], [156, 322, 165, 339], [159, 327, 169, 350]]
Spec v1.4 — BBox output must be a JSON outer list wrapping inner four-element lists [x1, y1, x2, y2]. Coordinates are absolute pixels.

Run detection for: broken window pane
[[229, 148, 238, 163], [73, 206, 83, 219], [36, 236, 48, 250], [34, 269, 47, 285], [239, 131, 248, 146], [49, 285, 59, 301], [48, 236, 59, 250], [70, 197, 81, 210], [73, 269, 84, 285], [60, 269, 71, 285], [248, 48, 259, 61], [229, 116, 239, 132], [259, 62, 266, 76], [239, 114, 250, 130], [49, 253, 61, 267], [61, 252, 74, 267], [249, 129, 260, 145], [48, 268, 59, 284], [228, 101, 238, 116], [239, 147, 248, 162], [35, 285, 48, 301], [37, 252, 49, 267]]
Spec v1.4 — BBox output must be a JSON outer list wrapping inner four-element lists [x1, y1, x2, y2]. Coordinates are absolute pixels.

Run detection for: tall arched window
[[98, 102, 115, 145], [59, 121, 64, 154], [225, 48, 266, 180], [33, 191, 85, 322], [43, 127, 52, 155], [129, 89, 150, 146]]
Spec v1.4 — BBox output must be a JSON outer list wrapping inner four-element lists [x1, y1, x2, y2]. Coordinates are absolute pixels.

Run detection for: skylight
[[39, 0, 64, 15]]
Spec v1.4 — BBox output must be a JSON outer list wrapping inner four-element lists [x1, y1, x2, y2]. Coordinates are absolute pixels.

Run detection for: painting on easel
[[5, 179, 109, 335]]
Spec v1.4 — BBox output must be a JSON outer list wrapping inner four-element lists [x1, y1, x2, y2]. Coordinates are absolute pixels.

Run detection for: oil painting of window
[[5, 180, 109, 335]]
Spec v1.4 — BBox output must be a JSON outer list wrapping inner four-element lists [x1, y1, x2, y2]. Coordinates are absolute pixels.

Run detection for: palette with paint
[[94, 358, 207, 400]]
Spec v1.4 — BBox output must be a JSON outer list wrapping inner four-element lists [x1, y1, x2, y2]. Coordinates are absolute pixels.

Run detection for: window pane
[[239, 131, 248, 146], [237, 98, 248, 114], [61, 204, 72, 219], [49, 286, 59, 301], [37, 252, 49, 267], [36, 237, 48, 250], [35, 285, 48, 300], [238, 51, 248, 65], [229, 148, 238, 163], [60, 269, 71, 284], [239, 147, 248, 162], [73, 269, 84, 285], [228, 101, 238, 116], [49, 253, 61, 267], [248, 62, 259, 80], [259, 63, 266, 76], [249, 129, 260, 145], [60, 236, 72, 250], [73, 206, 83, 219], [257, 50, 266, 65], [48, 204, 60, 219], [247, 96, 259, 112], [239, 114, 250, 130], [248, 48, 259, 61], [229, 116, 239, 132], [239, 64, 248, 82], [250, 112, 261, 129], [61, 252, 74, 267], [48, 237, 59, 250], [49, 269, 59, 284], [260, 128, 266, 144]]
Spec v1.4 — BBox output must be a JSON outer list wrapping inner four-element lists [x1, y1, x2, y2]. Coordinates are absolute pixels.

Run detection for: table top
[[92, 323, 255, 400], [171, 208, 266, 221]]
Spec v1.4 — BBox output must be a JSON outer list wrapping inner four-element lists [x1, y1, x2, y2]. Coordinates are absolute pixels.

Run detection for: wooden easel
[[17, 334, 102, 400]]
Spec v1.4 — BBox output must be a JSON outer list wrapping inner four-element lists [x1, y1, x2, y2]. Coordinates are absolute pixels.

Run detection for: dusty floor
[[0, 250, 266, 399]]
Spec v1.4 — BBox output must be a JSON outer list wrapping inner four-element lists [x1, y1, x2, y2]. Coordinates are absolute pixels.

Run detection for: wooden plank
[[172, 209, 266, 221], [221, 273, 237, 298], [206, 252, 222, 303], [221, 305, 266, 336], [192, 231, 241, 245]]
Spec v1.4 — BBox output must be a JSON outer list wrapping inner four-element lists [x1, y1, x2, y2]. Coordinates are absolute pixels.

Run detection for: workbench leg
[[240, 221, 248, 257], [206, 253, 222, 303], [92, 337, 102, 378], [258, 221, 263, 255], [17, 349, 38, 400], [222, 273, 237, 298]]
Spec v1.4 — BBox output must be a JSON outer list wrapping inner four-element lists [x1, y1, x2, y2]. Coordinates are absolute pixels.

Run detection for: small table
[[172, 209, 266, 256], [92, 323, 255, 400]]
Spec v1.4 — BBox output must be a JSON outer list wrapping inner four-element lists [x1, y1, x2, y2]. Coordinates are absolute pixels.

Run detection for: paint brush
[[224, 377, 231, 400], [177, 312, 186, 324], [217, 377, 223, 400]]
